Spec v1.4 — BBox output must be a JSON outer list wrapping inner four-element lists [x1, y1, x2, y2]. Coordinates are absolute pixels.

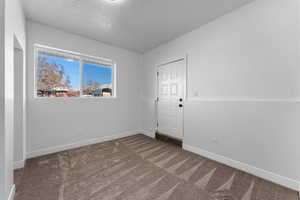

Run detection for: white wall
[[14, 46, 25, 167], [142, 0, 300, 190], [26, 21, 143, 157], [0, 0, 6, 197], [0, 0, 26, 199]]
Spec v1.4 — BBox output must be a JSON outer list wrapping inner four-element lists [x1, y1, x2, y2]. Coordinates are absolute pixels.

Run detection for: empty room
[[1, 0, 300, 199]]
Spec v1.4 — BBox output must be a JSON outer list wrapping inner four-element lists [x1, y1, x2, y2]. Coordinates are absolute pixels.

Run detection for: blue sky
[[39, 54, 112, 90], [83, 63, 112, 88]]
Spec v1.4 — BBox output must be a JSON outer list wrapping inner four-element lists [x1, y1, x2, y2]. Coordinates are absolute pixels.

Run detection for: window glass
[[35, 46, 115, 98], [83, 63, 113, 97], [36, 51, 80, 97]]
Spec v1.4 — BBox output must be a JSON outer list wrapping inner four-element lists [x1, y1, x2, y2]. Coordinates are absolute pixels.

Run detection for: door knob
[[179, 104, 183, 107]]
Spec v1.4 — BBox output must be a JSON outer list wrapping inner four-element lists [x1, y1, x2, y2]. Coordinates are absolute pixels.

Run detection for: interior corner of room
[[1, 0, 300, 200]]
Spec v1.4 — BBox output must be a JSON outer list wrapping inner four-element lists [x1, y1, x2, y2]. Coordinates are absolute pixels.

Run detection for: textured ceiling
[[22, 0, 254, 53]]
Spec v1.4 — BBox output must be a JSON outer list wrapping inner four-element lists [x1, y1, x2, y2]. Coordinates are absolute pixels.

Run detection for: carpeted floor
[[14, 134, 298, 200]]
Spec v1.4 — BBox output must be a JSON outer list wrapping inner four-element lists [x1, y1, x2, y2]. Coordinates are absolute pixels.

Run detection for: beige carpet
[[15, 134, 298, 200]]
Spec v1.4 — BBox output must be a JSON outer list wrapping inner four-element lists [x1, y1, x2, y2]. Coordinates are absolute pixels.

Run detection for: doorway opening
[[13, 36, 25, 169]]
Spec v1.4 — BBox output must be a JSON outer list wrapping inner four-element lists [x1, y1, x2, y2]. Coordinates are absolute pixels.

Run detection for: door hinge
[[157, 122, 159, 127], [157, 71, 159, 76]]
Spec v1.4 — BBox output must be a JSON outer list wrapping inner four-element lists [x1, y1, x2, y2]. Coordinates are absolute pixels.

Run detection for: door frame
[[155, 54, 188, 140]]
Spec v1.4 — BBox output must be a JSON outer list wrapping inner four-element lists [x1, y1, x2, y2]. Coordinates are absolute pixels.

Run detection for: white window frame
[[34, 44, 117, 99]]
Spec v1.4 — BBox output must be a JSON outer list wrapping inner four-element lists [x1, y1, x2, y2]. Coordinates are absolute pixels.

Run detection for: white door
[[157, 59, 185, 140]]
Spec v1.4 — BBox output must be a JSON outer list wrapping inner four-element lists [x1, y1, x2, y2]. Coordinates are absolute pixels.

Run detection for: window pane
[[83, 63, 113, 97], [36, 50, 80, 97]]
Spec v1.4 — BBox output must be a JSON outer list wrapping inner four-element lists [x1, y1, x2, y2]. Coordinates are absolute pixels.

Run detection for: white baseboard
[[14, 160, 25, 169], [7, 184, 15, 200], [140, 130, 155, 138], [27, 130, 142, 159], [183, 144, 300, 191]]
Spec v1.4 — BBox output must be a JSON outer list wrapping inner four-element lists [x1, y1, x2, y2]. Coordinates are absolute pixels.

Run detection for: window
[[82, 62, 113, 97], [35, 45, 115, 98]]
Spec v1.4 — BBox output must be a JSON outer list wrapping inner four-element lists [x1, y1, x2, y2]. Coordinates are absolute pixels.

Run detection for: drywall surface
[[14, 47, 25, 166], [142, 0, 300, 189], [26, 21, 143, 156], [1, 0, 26, 199], [0, 0, 5, 197]]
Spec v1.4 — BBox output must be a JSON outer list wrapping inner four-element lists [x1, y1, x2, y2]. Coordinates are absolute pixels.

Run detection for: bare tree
[[83, 80, 102, 95], [37, 56, 72, 91]]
